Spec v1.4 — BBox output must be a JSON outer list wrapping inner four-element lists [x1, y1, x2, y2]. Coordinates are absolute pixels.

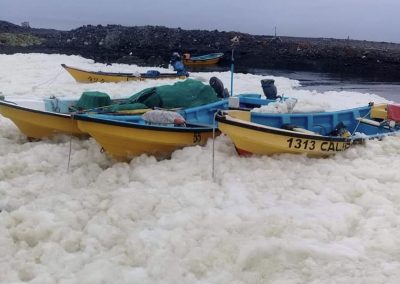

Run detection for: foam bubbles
[[1, 54, 400, 283]]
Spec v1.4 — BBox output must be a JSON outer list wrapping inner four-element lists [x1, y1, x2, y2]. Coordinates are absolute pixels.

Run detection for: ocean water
[[255, 68, 400, 103], [1, 54, 400, 283], [189, 65, 400, 103]]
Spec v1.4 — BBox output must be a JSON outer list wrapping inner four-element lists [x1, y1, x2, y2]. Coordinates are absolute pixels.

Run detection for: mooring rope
[[31, 67, 64, 90], [212, 111, 218, 181], [67, 137, 72, 172], [351, 108, 372, 137]]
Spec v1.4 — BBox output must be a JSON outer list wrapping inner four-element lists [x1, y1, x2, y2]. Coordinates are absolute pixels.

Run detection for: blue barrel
[[261, 79, 277, 99], [146, 70, 161, 77]]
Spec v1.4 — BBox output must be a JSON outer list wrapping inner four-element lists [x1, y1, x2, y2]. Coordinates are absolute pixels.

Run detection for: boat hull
[[183, 58, 221, 66], [61, 64, 187, 83], [183, 53, 224, 66], [76, 118, 216, 160], [0, 101, 83, 139], [217, 113, 358, 157]]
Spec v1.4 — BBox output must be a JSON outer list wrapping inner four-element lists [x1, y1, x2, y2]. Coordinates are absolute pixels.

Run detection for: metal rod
[[67, 137, 72, 172], [230, 48, 234, 97], [212, 112, 218, 181]]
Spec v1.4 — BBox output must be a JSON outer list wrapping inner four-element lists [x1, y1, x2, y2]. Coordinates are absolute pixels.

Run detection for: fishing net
[[106, 79, 219, 112]]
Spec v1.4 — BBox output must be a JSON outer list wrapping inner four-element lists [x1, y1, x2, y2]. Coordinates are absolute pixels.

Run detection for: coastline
[[1, 20, 400, 81]]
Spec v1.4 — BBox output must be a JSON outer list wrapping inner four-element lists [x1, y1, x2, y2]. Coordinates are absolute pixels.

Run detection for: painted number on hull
[[193, 133, 202, 143], [287, 138, 315, 150], [87, 76, 105, 83], [287, 138, 351, 152]]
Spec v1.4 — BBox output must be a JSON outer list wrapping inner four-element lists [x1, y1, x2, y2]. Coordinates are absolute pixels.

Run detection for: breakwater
[[1, 20, 400, 80]]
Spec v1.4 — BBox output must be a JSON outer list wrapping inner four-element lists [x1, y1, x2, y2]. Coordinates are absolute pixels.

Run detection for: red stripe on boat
[[235, 147, 253, 156]]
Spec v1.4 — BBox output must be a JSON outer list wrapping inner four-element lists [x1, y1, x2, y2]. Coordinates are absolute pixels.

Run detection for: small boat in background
[[183, 53, 224, 66], [216, 103, 400, 156], [61, 64, 188, 83]]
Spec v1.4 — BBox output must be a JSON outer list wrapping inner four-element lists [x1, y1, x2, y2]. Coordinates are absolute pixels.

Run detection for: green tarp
[[74, 91, 111, 110], [74, 79, 220, 113], [108, 79, 220, 112]]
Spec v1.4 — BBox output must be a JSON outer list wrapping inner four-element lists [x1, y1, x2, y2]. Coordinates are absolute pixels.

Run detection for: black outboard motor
[[261, 79, 278, 99], [209, 77, 229, 98]]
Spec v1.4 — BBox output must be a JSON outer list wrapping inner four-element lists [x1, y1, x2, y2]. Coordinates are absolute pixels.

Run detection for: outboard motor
[[209, 77, 229, 98], [170, 52, 188, 76], [261, 79, 278, 99]]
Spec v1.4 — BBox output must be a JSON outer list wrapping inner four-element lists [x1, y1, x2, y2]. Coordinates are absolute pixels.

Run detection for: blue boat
[[183, 53, 224, 66]]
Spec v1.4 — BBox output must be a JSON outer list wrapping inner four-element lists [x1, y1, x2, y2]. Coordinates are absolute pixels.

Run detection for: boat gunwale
[[74, 114, 215, 133], [61, 64, 186, 78], [188, 53, 224, 61], [0, 99, 72, 118], [216, 112, 365, 143]]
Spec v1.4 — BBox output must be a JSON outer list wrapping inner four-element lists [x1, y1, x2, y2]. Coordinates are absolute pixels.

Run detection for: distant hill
[[0, 20, 25, 32], [1, 20, 400, 80]]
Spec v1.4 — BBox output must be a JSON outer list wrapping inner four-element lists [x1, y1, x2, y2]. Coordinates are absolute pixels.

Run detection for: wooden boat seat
[[116, 109, 150, 115], [281, 123, 322, 136], [227, 115, 322, 136], [186, 122, 214, 128], [356, 117, 382, 127], [292, 127, 321, 135], [356, 117, 397, 131]]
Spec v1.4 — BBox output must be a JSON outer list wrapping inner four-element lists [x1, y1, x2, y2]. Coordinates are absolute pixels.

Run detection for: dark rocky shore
[[1, 20, 400, 81]]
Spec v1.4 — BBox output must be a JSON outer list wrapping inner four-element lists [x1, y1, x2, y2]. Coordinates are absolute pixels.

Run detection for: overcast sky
[[1, 0, 399, 43]]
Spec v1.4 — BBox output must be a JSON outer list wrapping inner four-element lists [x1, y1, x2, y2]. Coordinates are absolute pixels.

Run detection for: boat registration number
[[87, 76, 105, 83], [287, 138, 350, 152]]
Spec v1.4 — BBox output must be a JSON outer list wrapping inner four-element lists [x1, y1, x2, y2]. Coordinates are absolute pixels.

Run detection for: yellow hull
[[62, 64, 187, 83], [77, 119, 215, 160], [217, 112, 356, 157], [183, 58, 221, 66], [0, 102, 83, 139]]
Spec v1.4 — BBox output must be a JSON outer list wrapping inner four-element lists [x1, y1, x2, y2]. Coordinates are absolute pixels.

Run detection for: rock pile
[[1, 20, 400, 80]]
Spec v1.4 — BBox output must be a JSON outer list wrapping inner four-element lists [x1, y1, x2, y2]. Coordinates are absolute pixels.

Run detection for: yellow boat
[[0, 92, 133, 139], [183, 53, 224, 66], [0, 96, 84, 139], [216, 104, 400, 157], [0, 78, 228, 141], [74, 111, 220, 161], [62, 64, 188, 83]]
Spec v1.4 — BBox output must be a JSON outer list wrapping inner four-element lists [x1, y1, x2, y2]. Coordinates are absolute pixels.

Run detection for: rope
[[351, 109, 372, 137], [212, 111, 218, 181], [31, 67, 64, 90], [67, 137, 72, 172]]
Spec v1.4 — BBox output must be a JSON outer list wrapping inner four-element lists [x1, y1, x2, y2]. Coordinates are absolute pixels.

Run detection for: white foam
[[1, 54, 399, 283]]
